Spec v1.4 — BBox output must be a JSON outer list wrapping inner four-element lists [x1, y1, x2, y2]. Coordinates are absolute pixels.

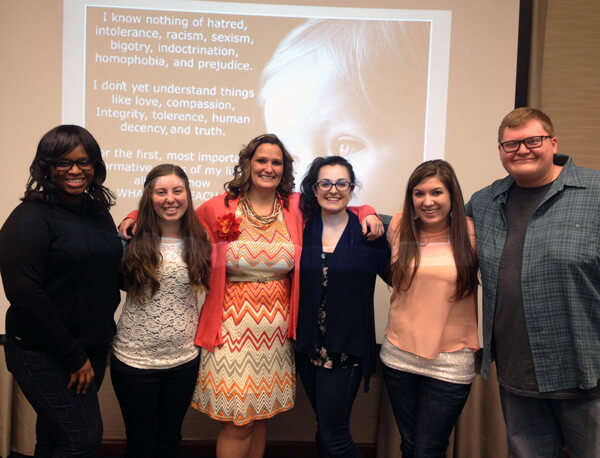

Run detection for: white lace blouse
[[112, 238, 200, 369]]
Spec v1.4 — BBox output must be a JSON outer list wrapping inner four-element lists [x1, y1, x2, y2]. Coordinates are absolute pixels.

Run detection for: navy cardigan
[[295, 211, 390, 390]]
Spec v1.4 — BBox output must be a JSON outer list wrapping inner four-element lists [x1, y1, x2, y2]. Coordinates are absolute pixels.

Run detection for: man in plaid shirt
[[466, 107, 600, 457]]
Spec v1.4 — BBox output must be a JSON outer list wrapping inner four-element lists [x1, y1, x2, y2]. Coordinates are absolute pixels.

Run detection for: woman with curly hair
[[0, 125, 122, 457], [191, 134, 302, 458], [296, 156, 389, 457], [111, 164, 211, 457]]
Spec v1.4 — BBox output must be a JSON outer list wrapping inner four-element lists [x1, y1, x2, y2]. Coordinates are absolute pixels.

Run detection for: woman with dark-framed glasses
[[0, 125, 122, 457], [295, 156, 390, 457]]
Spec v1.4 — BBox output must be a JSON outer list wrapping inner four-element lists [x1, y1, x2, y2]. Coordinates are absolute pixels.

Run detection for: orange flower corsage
[[215, 213, 241, 241]]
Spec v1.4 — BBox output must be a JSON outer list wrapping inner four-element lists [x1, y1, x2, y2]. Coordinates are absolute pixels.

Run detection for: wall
[[540, 0, 600, 169]]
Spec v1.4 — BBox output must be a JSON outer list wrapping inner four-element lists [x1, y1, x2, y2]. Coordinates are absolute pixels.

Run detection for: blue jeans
[[296, 352, 363, 458], [110, 354, 200, 458], [4, 338, 107, 458], [499, 386, 600, 458], [382, 364, 471, 458]]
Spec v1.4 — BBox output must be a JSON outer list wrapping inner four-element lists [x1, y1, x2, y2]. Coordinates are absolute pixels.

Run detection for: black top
[[0, 198, 122, 373], [494, 182, 551, 392], [296, 211, 390, 391], [308, 251, 361, 369]]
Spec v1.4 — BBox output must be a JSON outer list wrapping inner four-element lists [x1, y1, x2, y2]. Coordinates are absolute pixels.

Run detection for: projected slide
[[63, 0, 451, 212]]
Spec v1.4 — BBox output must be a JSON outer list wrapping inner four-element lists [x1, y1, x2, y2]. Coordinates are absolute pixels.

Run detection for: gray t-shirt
[[494, 182, 551, 394]]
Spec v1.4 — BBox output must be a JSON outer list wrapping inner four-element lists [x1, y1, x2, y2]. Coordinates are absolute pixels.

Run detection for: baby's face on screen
[[262, 59, 407, 206]]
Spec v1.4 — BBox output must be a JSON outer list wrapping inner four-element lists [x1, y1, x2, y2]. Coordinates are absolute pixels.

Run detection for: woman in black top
[[0, 125, 122, 457], [296, 156, 389, 457]]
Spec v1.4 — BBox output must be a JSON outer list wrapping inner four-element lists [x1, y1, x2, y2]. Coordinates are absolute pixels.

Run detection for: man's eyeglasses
[[313, 179, 354, 192], [499, 135, 552, 153], [53, 159, 94, 171]]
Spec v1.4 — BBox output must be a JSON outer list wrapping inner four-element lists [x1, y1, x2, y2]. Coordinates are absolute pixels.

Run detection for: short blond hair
[[498, 107, 555, 143]]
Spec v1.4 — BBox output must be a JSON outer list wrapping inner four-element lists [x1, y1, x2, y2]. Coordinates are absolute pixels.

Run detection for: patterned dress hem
[[190, 400, 295, 425]]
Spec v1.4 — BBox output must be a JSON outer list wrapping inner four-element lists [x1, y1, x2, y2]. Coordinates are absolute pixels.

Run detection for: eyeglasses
[[313, 179, 354, 192], [53, 158, 94, 171], [499, 135, 552, 153]]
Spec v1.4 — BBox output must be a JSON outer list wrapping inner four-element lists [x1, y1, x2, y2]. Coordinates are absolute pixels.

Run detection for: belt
[[227, 273, 290, 283]]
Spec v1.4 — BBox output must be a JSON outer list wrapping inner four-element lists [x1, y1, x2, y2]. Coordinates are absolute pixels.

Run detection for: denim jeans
[[110, 354, 200, 458], [499, 386, 600, 458], [4, 338, 107, 458], [382, 364, 471, 458], [296, 352, 363, 458]]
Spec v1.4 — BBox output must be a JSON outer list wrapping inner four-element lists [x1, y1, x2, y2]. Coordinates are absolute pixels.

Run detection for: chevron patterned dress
[[192, 210, 296, 425]]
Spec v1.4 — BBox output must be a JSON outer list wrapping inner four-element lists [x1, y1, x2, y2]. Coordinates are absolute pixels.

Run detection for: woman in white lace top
[[111, 164, 211, 457]]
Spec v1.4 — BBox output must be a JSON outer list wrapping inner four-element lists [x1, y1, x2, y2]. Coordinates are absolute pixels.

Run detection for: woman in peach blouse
[[381, 160, 479, 458]]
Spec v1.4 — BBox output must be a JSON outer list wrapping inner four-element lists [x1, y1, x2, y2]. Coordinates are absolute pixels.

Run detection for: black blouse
[[0, 198, 122, 373]]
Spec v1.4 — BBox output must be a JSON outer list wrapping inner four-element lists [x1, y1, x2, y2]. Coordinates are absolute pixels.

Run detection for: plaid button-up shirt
[[466, 155, 600, 392]]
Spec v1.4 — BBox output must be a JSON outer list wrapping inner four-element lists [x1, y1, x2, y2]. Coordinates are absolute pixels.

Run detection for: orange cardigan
[[194, 193, 304, 351]]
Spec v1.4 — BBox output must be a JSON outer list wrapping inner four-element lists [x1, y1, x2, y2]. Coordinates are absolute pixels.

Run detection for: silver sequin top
[[380, 336, 475, 384]]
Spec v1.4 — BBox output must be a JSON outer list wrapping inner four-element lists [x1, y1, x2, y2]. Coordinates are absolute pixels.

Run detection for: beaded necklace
[[240, 197, 281, 228]]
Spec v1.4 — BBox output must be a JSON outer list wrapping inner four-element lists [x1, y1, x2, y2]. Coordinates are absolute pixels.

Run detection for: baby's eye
[[331, 136, 366, 157]]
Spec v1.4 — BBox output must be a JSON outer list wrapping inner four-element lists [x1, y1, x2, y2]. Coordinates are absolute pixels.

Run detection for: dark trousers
[[110, 354, 200, 458], [499, 386, 600, 458], [4, 338, 107, 458], [382, 364, 471, 458], [296, 352, 363, 458]]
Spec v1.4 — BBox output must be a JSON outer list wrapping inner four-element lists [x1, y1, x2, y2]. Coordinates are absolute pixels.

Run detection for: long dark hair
[[121, 164, 211, 304], [224, 133, 294, 208], [391, 160, 477, 301], [300, 155, 356, 222], [23, 125, 115, 210]]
